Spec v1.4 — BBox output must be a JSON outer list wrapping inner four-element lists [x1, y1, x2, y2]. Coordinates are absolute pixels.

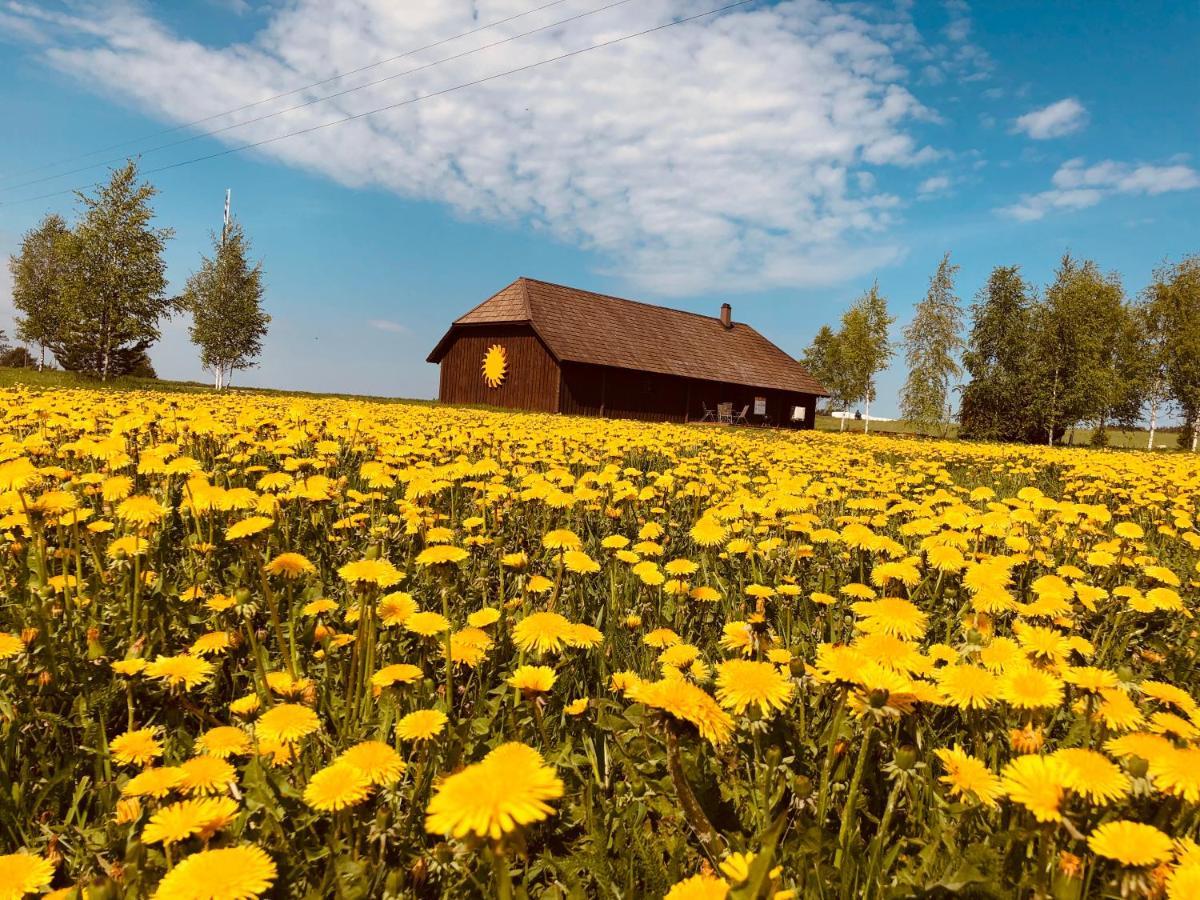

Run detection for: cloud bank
[[5, 0, 957, 295]]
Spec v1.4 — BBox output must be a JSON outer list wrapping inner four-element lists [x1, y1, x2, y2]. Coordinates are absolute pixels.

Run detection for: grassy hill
[[0, 366, 1175, 450], [0, 366, 438, 406]]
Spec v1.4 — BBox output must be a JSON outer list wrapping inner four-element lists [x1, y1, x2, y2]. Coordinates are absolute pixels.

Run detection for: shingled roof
[[428, 278, 828, 395]]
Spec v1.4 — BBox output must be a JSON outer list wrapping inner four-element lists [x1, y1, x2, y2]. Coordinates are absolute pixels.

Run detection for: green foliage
[[801, 324, 851, 415], [8, 213, 70, 370], [1026, 255, 1129, 445], [180, 220, 270, 389], [1144, 255, 1200, 450], [959, 265, 1036, 441], [44, 160, 174, 380], [900, 253, 963, 436], [837, 283, 894, 430]]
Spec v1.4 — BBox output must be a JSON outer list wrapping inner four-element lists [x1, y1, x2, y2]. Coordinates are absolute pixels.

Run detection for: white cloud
[[5, 0, 950, 295], [368, 319, 409, 334], [1001, 157, 1200, 220], [1012, 97, 1088, 140], [917, 174, 951, 196]]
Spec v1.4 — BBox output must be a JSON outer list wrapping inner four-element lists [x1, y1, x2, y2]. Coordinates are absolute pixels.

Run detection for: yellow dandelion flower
[[142, 796, 239, 845], [508, 664, 557, 695], [151, 844, 276, 900], [256, 703, 320, 744], [145, 654, 214, 690], [627, 677, 734, 745], [224, 515, 273, 541], [714, 659, 795, 717], [304, 762, 374, 812], [1054, 748, 1130, 805], [0, 853, 54, 899], [513, 611, 573, 654], [178, 756, 237, 795], [1000, 754, 1068, 822], [196, 726, 252, 759], [415, 545, 469, 566], [264, 552, 315, 578], [338, 558, 403, 587], [425, 742, 563, 840], [372, 663, 423, 691], [664, 873, 730, 900], [109, 728, 163, 767], [396, 709, 448, 742], [405, 611, 451, 637], [335, 740, 405, 787], [1088, 820, 1174, 868]]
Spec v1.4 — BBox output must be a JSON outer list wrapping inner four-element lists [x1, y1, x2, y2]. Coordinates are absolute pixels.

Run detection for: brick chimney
[[719, 302, 732, 329]]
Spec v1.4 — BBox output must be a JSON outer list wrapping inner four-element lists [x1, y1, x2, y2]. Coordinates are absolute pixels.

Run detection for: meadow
[[0, 387, 1198, 899]]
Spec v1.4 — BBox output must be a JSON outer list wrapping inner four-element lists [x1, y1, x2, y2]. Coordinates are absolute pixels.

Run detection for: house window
[[791, 405, 806, 421]]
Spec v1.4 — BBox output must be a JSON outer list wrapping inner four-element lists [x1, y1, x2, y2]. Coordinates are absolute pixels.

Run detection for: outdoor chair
[[732, 404, 750, 425], [698, 403, 716, 422], [717, 402, 733, 424]]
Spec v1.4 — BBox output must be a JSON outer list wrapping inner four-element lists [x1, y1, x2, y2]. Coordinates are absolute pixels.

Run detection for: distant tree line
[[7, 160, 270, 388], [803, 252, 1200, 450]]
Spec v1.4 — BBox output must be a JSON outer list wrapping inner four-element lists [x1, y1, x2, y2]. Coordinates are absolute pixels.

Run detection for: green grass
[[814, 414, 1176, 450]]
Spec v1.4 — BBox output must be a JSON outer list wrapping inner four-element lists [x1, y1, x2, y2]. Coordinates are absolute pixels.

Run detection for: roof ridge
[[518, 276, 743, 328], [453, 278, 531, 323]]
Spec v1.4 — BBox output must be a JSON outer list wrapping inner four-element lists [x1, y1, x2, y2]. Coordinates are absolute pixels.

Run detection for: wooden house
[[426, 277, 828, 428]]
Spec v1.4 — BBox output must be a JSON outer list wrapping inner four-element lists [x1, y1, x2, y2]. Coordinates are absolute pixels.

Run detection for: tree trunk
[[839, 407, 846, 432], [1147, 398, 1157, 450], [100, 308, 111, 382], [1193, 422, 1198, 452], [864, 395, 871, 434], [38, 344, 45, 371]]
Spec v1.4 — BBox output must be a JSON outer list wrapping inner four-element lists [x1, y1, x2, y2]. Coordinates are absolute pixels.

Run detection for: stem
[[834, 725, 875, 871], [490, 846, 514, 900], [864, 779, 902, 898], [664, 725, 726, 855], [816, 689, 848, 825]]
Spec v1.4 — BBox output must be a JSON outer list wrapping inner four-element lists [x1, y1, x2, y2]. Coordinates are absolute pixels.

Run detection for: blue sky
[[0, 0, 1196, 413]]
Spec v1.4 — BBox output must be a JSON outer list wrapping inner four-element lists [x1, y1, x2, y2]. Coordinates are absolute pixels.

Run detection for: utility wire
[[0, 0, 641, 195], [0, 0, 755, 209], [0, 0, 574, 185]]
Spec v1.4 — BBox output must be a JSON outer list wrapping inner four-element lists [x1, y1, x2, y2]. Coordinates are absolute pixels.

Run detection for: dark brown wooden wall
[[437, 325, 561, 412], [558, 362, 817, 429]]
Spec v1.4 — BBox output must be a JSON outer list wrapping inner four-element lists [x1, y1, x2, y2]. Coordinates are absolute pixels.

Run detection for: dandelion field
[[1, 390, 1200, 899]]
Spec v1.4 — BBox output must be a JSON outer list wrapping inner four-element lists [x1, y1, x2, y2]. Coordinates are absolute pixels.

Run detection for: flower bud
[[1127, 755, 1149, 779], [893, 745, 918, 771]]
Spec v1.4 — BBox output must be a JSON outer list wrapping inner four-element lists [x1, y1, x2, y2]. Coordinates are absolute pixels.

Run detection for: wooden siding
[[437, 324, 560, 412], [558, 362, 817, 429]]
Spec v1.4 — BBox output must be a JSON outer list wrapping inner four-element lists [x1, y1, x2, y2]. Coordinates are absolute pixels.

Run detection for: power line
[[0, 0, 755, 210], [0, 0, 641, 195], [0, 0, 574, 186]]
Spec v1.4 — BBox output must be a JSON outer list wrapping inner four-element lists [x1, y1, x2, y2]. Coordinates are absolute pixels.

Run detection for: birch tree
[[8, 213, 70, 370], [840, 283, 893, 433], [48, 161, 173, 380], [900, 253, 963, 436], [802, 324, 853, 425], [1145, 255, 1200, 450], [181, 220, 270, 389]]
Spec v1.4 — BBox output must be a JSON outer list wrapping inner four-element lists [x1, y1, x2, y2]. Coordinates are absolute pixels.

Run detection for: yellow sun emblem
[[482, 345, 507, 388]]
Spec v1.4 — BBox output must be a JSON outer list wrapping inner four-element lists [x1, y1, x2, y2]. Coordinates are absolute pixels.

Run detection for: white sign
[[753, 397, 766, 416]]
